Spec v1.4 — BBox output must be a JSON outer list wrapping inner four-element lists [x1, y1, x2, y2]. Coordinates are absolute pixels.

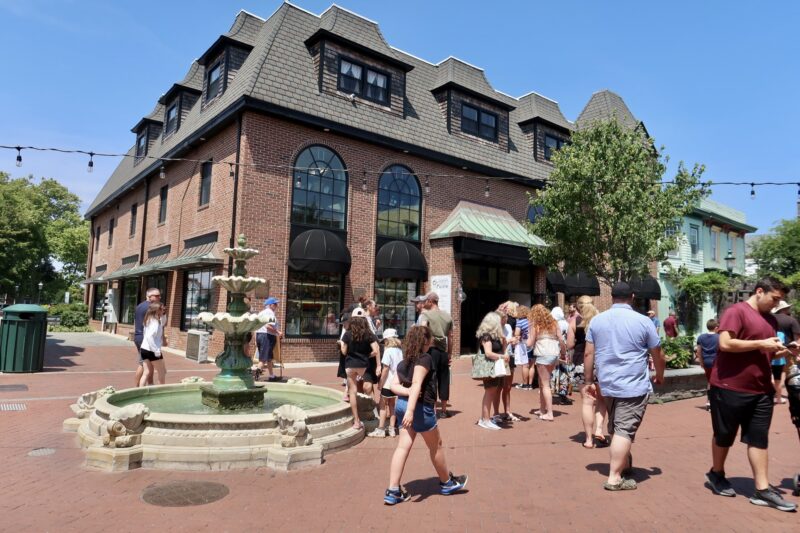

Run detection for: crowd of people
[[127, 276, 799, 511]]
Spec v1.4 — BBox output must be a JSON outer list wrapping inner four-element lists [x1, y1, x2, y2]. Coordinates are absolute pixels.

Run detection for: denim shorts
[[395, 397, 437, 433]]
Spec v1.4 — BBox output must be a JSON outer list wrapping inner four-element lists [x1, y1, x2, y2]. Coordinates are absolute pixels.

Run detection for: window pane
[[481, 113, 496, 127], [119, 279, 140, 325], [182, 268, 216, 331], [377, 165, 421, 240], [285, 270, 343, 337], [92, 283, 107, 320], [462, 105, 478, 121], [291, 146, 347, 230], [375, 279, 417, 337], [159, 186, 168, 224], [200, 162, 212, 206]]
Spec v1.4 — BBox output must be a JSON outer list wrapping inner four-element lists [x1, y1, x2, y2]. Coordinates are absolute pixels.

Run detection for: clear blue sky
[[1, 0, 798, 234]]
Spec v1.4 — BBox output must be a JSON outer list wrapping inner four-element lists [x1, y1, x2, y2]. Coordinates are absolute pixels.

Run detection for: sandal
[[593, 435, 610, 448], [603, 478, 637, 491], [352, 422, 364, 431], [507, 413, 520, 422]]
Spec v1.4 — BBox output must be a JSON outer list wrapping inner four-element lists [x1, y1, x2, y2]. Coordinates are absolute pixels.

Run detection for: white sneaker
[[478, 419, 501, 430], [367, 427, 386, 438], [387, 426, 397, 437]]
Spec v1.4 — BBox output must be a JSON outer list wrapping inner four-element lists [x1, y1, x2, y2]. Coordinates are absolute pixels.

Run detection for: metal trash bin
[[0, 304, 48, 373]]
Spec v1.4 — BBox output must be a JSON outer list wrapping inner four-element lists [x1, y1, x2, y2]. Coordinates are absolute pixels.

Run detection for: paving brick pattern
[[0, 333, 797, 531]]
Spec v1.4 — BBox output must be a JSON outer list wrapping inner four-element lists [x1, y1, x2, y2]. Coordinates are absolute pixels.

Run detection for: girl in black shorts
[[340, 308, 379, 430]]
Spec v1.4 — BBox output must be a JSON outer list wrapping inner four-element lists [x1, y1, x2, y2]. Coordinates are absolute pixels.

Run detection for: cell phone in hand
[[787, 341, 799, 349]]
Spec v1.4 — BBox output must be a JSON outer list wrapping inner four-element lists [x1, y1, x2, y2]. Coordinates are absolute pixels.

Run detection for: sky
[[1, 0, 799, 234]]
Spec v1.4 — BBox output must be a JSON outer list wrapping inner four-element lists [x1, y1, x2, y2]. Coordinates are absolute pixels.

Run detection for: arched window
[[377, 165, 421, 241], [291, 146, 348, 230]]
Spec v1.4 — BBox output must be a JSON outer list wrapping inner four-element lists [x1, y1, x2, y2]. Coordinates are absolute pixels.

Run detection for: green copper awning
[[104, 256, 140, 280], [158, 241, 223, 270], [429, 201, 546, 248], [125, 247, 171, 276]]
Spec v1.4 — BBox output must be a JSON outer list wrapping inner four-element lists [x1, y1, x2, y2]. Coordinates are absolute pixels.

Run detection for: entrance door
[[460, 288, 508, 353]]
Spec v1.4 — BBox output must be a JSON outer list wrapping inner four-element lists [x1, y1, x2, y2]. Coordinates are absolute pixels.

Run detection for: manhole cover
[[141, 481, 229, 507], [0, 384, 28, 392], [28, 448, 55, 457], [0, 403, 26, 411]]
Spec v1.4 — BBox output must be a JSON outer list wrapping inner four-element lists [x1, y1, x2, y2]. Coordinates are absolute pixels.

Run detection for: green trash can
[[0, 304, 48, 373]]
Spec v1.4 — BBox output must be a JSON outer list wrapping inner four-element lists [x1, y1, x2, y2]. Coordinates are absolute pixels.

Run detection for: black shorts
[[362, 360, 380, 384], [380, 387, 396, 399], [140, 349, 163, 362], [337, 353, 347, 379], [771, 365, 784, 380], [709, 386, 774, 449]]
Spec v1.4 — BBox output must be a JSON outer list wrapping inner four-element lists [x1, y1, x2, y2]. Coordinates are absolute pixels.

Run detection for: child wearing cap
[[369, 329, 403, 438]]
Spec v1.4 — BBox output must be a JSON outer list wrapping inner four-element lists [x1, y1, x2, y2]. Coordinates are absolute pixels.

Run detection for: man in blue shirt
[[585, 282, 665, 491]]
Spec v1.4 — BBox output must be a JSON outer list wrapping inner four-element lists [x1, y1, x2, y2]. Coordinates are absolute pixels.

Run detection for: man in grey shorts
[[584, 282, 665, 491]]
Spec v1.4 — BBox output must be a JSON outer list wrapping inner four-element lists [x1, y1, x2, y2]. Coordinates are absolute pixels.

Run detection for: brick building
[[85, 3, 638, 361]]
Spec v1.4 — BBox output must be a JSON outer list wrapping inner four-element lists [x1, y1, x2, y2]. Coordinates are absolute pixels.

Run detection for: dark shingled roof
[[130, 103, 164, 133], [575, 89, 639, 130], [159, 61, 203, 104], [88, 4, 623, 218], [516, 92, 573, 130]]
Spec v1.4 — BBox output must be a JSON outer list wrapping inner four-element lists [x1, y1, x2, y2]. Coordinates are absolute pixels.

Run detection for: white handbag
[[493, 357, 508, 377]]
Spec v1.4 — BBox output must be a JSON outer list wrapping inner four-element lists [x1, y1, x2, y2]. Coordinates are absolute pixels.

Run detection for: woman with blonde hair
[[527, 304, 565, 421], [139, 302, 167, 387], [476, 312, 509, 430], [567, 296, 608, 447]]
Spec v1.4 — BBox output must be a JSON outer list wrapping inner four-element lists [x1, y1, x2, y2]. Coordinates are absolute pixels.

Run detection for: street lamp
[[724, 249, 735, 275], [37, 281, 43, 304]]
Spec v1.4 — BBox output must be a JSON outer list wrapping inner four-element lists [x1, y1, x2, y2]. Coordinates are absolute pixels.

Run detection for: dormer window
[[337, 57, 390, 105], [135, 132, 147, 158], [207, 62, 223, 101], [164, 103, 178, 135], [544, 134, 566, 161], [461, 104, 497, 142]]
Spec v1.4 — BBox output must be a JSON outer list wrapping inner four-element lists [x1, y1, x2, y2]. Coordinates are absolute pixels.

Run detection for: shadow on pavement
[[42, 336, 85, 371], [585, 462, 663, 484], [404, 477, 469, 503]]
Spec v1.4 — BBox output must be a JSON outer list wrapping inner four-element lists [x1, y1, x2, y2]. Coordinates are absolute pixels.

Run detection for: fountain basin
[[65, 380, 366, 472]]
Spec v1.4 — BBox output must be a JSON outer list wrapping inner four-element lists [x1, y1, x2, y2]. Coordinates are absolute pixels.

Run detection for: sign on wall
[[430, 275, 452, 314]]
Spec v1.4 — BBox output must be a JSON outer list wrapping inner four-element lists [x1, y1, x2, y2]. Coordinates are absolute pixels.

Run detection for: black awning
[[375, 241, 428, 280], [563, 272, 601, 296], [630, 275, 662, 300], [546, 271, 566, 293], [288, 229, 351, 274]]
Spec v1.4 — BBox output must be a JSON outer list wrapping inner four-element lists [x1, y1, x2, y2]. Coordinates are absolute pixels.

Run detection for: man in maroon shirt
[[704, 277, 797, 512], [663, 311, 678, 338]]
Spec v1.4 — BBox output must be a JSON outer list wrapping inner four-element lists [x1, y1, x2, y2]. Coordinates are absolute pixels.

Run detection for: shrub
[[49, 325, 92, 333], [662, 335, 695, 369], [48, 302, 88, 317], [59, 310, 89, 328]]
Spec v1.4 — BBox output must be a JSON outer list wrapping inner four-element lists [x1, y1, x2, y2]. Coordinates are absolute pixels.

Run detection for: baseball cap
[[351, 307, 367, 318], [408, 295, 426, 303], [772, 300, 791, 314], [611, 282, 633, 298], [264, 297, 279, 305], [381, 328, 399, 341]]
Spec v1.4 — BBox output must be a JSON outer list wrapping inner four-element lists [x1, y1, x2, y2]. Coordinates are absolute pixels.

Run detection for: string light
[[2, 144, 799, 197], [228, 163, 235, 178], [159, 164, 166, 180]]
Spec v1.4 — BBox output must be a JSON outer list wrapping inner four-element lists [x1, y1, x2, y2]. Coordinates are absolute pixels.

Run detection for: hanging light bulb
[[15, 146, 22, 167], [159, 164, 166, 180], [424, 175, 430, 195], [484, 179, 490, 198], [87, 152, 94, 173], [229, 163, 235, 178], [295, 173, 302, 188], [362, 172, 367, 191], [750, 183, 755, 200]]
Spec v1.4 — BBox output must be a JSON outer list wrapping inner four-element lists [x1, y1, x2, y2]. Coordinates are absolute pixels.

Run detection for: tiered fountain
[[64, 235, 368, 471]]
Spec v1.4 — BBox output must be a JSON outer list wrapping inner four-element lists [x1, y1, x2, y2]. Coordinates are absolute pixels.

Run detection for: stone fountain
[[63, 235, 370, 471], [197, 235, 269, 409]]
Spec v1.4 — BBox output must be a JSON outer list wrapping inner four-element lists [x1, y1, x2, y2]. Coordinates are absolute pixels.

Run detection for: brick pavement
[[0, 333, 797, 532]]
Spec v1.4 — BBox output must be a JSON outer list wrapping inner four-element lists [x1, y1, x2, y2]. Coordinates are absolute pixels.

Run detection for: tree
[[527, 118, 707, 285], [0, 172, 89, 302], [750, 218, 800, 278], [663, 266, 731, 334]]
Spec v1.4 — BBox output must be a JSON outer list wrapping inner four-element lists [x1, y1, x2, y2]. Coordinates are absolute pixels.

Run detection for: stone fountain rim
[[96, 382, 349, 424]]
